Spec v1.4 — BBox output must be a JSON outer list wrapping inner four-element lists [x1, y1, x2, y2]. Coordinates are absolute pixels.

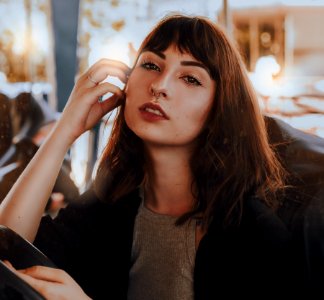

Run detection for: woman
[[0, 14, 316, 299]]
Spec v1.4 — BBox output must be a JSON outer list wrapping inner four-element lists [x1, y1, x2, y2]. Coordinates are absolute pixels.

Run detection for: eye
[[181, 75, 202, 86], [141, 61, 160, 72]]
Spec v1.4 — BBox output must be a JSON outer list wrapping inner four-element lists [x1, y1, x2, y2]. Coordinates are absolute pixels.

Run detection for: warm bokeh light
[[0, 0, 51, 82], [250, 55, 281, 96], [70, 131, 92, 192], [88, 35, 130, 66]]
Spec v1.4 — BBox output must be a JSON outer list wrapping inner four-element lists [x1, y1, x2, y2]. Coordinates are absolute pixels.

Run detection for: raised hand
[[57, 59, 130, 146]]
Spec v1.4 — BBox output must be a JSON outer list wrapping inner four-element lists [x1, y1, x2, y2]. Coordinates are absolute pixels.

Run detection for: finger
[[97, 94, 123, 117], [86, 67, 129, 88], [20, 265, 70, 283], [90, 58, 130, 74], [1, 263, 49, 292], [17, 270, 48, 287], [83, 60, 131, 87], [17, 270, 61, 300], [83, 94, 122, 127], [92, 81, 124, 101], [2, 260, 14, 269], [72, 82, 123, 110]]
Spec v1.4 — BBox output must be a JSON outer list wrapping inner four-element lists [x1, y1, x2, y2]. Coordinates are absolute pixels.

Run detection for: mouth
[[139, 102, 170, 120]]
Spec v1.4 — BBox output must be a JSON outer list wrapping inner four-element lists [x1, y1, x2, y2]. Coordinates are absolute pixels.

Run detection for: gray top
[[127, 200, 196, 300]]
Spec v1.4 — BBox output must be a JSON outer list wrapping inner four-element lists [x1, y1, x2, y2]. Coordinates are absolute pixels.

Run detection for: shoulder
[[50, 186, 142, 227], [203, 196, 293, 256], [195, 196, 301, 296], [244, 196, 291, 238], [34, 187, 141, 264], [277, 188, 324, 290]]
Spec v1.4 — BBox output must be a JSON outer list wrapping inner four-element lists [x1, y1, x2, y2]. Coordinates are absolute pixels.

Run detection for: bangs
[[140, 15, 219, 80], [142, 18, 194, 54]]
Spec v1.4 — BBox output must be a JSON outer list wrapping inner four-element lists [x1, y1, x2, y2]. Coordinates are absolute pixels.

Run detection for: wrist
[[50, 122, 78, 149]]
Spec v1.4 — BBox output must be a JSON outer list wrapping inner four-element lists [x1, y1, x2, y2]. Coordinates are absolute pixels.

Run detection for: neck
[[143, 144, 195, 216]]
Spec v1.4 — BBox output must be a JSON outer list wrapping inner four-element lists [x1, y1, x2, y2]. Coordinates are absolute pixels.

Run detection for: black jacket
[[34, 187, 321, 299]]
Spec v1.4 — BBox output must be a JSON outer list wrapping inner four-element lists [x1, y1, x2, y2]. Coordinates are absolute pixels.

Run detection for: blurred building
[[232, 5, 324, 137]]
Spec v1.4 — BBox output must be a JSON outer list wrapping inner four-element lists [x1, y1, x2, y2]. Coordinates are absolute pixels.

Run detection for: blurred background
[[0, 0, 323, 207]]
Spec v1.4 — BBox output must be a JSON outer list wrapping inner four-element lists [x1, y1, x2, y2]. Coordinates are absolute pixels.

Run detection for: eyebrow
[[151, 50, 166, 59], [180, 61, 209, 74], [149, 50, 210, 75]]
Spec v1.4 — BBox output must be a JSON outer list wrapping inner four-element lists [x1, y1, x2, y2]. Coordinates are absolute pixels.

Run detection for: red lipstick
[[139, 102, 170, 121]]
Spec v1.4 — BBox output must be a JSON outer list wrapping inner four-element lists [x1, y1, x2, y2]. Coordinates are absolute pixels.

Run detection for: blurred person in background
[[0, 92, 79, 215]]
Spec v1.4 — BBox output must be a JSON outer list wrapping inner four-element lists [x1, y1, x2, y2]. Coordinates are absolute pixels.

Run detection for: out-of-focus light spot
[[260, 32, 271, 46], [12, 31, 26, 55], [70, 132, 91, 192], [250, 55, 281, 96], [88, 35, 130, 66], [314, 79, 324, 93], [0, 72, 7, 82], [256, 55, 281, 77], [31, 29, 49, 57], [31, 82, 52, 95]]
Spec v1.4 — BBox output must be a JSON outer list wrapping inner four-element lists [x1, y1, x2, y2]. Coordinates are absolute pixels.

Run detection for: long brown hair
[[94, 14, 285, 228]]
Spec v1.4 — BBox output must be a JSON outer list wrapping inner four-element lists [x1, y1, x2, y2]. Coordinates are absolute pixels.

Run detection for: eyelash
[[140, 60, 202, 86], [181, 75, 202, 86], [141, 60, 160, 71]]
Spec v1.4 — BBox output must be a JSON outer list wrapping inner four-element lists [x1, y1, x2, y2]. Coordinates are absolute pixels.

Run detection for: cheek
[[124, 98, 134, 129], [124, 83, 140, 130], [125, 70, 149, 99], [198, 91, 214, 120], [185, 92, 213, 121], [124, 73, 142, 129], [124, 77, 137, 112], [181, 94, 214, 133]]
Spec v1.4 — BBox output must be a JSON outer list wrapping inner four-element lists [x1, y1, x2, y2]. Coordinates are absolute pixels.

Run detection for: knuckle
[[28, 265, 40, 273]]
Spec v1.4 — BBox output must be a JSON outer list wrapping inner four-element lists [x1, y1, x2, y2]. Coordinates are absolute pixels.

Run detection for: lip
[[139, 102, 170, 121]]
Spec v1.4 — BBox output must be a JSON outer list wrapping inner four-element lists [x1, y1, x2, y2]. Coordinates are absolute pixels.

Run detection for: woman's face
[[124, 45, 216, 148]]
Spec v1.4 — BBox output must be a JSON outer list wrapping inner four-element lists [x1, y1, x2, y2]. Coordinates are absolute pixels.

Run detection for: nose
[[150, 85, 167, 101], [149, 73, 170, 101]]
